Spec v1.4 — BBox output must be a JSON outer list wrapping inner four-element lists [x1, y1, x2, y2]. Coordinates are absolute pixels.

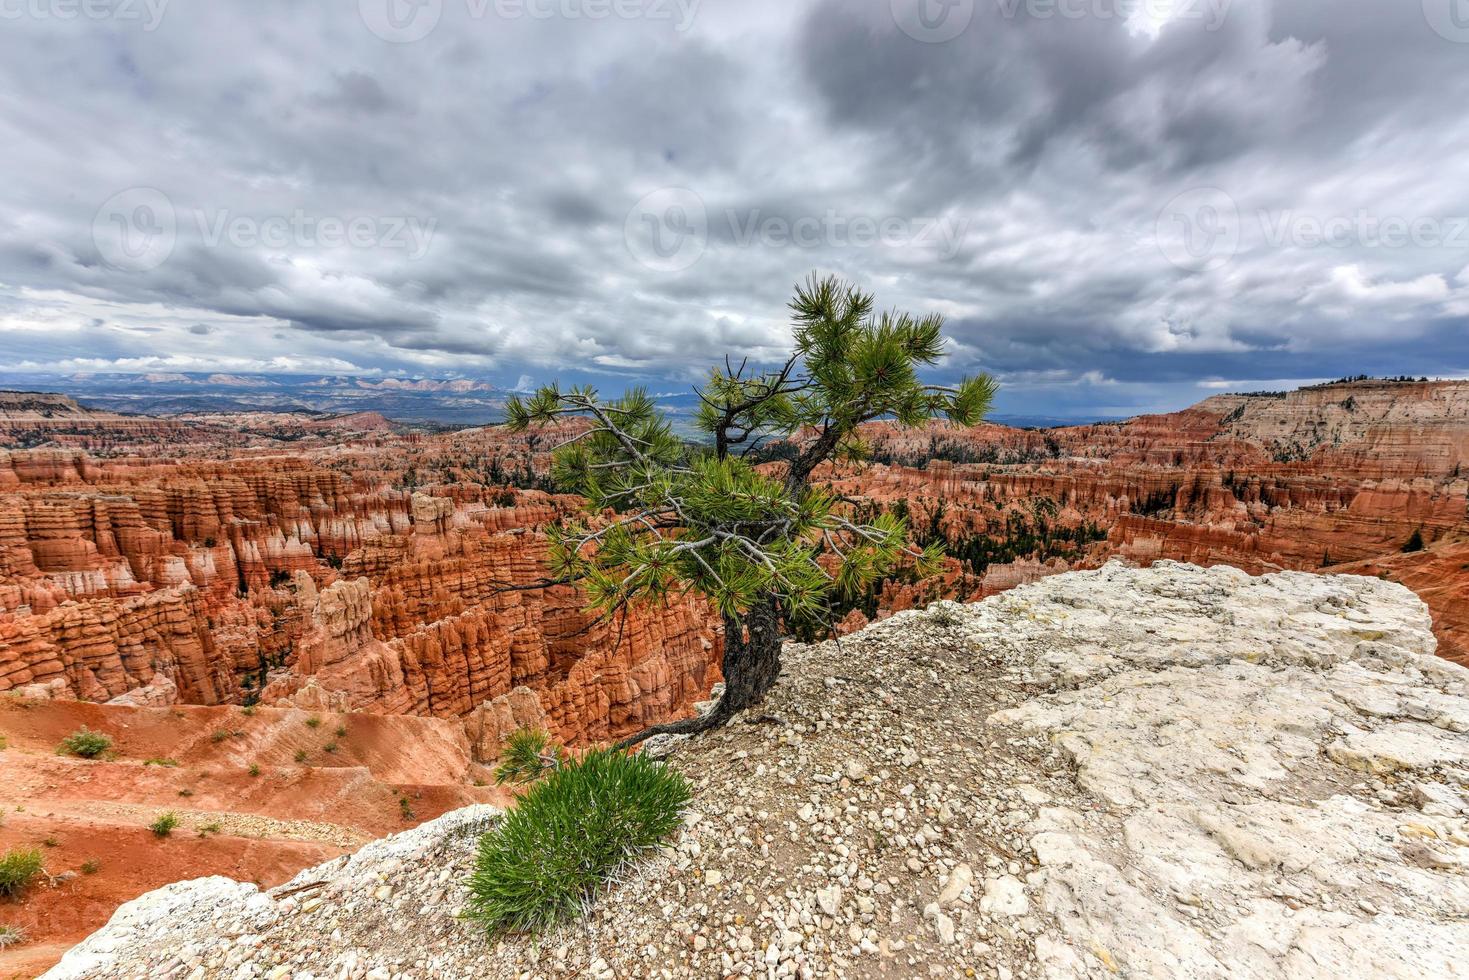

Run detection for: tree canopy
[[505, 274, 996, 740]]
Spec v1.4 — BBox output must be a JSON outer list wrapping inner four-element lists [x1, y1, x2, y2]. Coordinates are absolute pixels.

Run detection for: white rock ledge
[[982, 562, 1469, 978], [43, 806, 502, 980]]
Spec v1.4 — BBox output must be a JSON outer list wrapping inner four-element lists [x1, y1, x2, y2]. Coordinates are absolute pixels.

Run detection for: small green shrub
[[0, 924, 26, 950], [323, 741, 338, 754], [144, 758, 179, 767], [0, 849, 44, 899], [196, 821, 222, 837], [398, 796, 415, 821], [493, 729, 562, 786], [305, 716, 322, 729], [240, 705, 256, 717], [927, 604, 960, 628], [294, 749, 308, 764], [148, 812, 180, 837], [58, 728, 112, 759], [80, 859, 101, 875], [465, 749, 690, 934], [247, 764, 261, 777], [334, 725, 347, 738]]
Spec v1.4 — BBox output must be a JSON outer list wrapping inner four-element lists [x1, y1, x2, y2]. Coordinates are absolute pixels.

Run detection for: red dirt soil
[[0, 698, 503, 978]]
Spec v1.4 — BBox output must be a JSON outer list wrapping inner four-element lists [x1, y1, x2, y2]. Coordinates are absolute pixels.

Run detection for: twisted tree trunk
[[615, 594, 782, 749]]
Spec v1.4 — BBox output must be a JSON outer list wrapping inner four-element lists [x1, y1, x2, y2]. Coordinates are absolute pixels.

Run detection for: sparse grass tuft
[[304, 716, 322, 729], [144, 757, 179, 767], [41, 837, 58, 848], [148, 812, 180, 837], [334, 725, 347, 738], [323, 741, 338, 754], [294, 749, 308, 764], [247, 764, 261, 777], [58, 727, 112, 759], [0, 924, 26, 950], [240, 705, 256, 717], [927, 604, 961, 628], [465, 748, 689, 934], [80, 859, 101, 875], [493, 728, 562, 785], [0, 849, 44, 899], [196, 821, 222, 837]]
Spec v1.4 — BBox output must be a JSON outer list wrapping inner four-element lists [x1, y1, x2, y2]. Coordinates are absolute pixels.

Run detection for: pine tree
[[505, 274, 996, 745]]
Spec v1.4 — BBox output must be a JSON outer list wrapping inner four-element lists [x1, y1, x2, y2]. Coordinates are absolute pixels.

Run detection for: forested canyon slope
[[0, 377, 1467, 975]]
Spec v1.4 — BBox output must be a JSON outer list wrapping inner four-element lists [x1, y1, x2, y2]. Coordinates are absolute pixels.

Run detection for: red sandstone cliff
[[830, 380, 1469, 663], [3, 378, 1467, 735]]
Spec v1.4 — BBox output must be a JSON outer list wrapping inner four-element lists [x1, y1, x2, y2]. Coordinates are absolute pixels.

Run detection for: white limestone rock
[[986, 561, 1469, 980]]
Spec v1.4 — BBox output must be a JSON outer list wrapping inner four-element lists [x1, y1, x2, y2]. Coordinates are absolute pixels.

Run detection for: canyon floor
[[42, 563, 1469, 979], [0, 696, 502, 979]]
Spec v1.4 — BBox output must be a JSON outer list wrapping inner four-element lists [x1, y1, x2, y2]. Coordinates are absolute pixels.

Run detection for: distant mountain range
[[0, 372, 505, 424], [0, 372, 1121, 429]]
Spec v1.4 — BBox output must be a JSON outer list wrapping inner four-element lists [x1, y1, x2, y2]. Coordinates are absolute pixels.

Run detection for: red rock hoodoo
[[824, 379, 1469, 664]]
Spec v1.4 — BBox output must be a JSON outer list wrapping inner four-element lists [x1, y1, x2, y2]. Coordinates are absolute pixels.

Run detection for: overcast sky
[[1, 0, 1467, 417]]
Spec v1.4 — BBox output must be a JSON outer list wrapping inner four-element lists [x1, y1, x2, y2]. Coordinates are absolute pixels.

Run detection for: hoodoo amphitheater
[[2, 379, 1469, 977]]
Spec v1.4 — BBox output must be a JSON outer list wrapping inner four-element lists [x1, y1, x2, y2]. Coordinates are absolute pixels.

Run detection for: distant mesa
[[205, 373, 278, 387], [354, 378, 493, 393]]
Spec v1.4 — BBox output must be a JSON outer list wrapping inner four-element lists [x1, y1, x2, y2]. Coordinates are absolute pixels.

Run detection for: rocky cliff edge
[[41, 561, 1469, 979]]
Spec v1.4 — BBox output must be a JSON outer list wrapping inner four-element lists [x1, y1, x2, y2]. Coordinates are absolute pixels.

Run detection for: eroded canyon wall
[[3, 377, 1467, 742], [835, 380, 1469, 662], [0, 430, 721, 754]]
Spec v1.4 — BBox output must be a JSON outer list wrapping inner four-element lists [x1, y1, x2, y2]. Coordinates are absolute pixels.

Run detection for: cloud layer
[[1, 0, 1467, 415]]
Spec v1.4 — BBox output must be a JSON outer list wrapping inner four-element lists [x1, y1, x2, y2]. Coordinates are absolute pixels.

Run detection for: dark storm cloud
[[0, 0, 1467, 416], [798, 0, 1323, 177]]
